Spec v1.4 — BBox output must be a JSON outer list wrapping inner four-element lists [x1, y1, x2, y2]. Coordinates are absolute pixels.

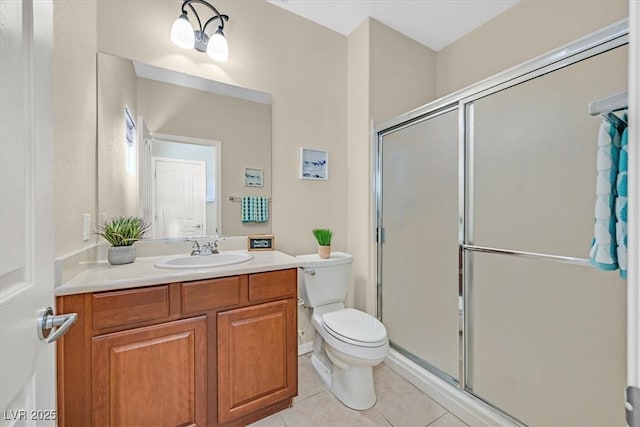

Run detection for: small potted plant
[[312, 228, 333, 259], [97, 216, 150, 265]]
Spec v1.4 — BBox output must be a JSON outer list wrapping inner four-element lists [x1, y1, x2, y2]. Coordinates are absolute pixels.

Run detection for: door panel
[[471, 46, 628, 257], [92, 317, 207, 426], [218, 299, 297, 424], [466, 252, 625, 425], [380, 109, 460, 379], [154, 158, 206, 237], [0, 0, 56, 421]]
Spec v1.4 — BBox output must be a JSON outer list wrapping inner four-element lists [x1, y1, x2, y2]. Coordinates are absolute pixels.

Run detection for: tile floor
[[248, 354, 468, 427]]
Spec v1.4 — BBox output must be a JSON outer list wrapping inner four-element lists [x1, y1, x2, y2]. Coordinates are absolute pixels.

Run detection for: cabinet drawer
[[248, 269, 297, 302], [92, 286, 170, 330], [181, 276, 242, 313]]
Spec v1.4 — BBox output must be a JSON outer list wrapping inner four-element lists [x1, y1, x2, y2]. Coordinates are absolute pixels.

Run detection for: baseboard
[[298, 341, 313, 356], [384, 349, 518, 427]]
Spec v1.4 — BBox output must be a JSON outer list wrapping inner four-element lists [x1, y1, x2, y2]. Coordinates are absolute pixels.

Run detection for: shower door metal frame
[[375, 18, 629, 424]]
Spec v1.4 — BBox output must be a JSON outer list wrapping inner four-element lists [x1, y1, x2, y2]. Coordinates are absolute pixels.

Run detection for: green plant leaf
[[312, 228, 333, 246], [96, 216, 151, 247]]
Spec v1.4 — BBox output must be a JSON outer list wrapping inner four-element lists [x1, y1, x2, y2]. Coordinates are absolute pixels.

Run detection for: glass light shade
[[206, 30, 229, 62], [170, 13, 195, 49]]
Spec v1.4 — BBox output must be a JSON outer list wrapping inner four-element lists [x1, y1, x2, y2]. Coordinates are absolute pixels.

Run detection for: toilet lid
[[322, 308, 387, 344]]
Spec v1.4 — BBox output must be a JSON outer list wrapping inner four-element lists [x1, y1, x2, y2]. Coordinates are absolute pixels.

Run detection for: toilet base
[[310, 353, 332, 388], [310, 338, 377, 411], [330, 362, 376, 410]]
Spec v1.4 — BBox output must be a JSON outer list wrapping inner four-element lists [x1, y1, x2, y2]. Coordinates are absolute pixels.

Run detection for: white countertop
[[55, 250, 301, 296]]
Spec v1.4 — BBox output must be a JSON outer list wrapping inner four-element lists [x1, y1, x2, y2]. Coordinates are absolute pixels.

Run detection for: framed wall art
[[244, 167, 264, 187], [299, 148, 328, 180]]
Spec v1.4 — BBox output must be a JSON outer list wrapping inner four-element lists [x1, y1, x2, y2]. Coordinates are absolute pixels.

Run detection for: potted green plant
[[312, 228, 333, 259], [97, 216, 150, 265]]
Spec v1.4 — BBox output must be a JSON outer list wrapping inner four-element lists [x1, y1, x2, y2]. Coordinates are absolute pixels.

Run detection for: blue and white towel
[[241, 196, 269, 223], [589, 112, 627, 276], [615, 121, 628, 278], [589, 115, 621, 270]]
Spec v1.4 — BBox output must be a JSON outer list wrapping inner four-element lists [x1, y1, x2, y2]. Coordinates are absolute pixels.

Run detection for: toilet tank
[[297, 252, 353, 307]]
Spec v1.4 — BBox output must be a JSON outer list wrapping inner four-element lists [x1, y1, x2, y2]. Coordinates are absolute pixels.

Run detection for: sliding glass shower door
[[377, 29, 628, 425], [464, 44, 628, 425], [379, 108, 460, 381]]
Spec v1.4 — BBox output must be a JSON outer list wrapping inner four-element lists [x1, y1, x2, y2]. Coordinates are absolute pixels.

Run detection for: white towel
[[589, 117, 620, 270]]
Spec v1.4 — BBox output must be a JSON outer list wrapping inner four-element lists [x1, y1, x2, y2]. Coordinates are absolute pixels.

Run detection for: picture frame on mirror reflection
[[244, 167, 264, 187]]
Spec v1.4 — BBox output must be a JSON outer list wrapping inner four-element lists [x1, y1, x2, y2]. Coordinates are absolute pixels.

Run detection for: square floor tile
[[282, 390, 391, 427], [373, 365, 447, 427]]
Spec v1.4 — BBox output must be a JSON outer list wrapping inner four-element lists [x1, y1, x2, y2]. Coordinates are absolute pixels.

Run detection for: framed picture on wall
[[299, 147, 328, 180], [244, 167, 263, 187]]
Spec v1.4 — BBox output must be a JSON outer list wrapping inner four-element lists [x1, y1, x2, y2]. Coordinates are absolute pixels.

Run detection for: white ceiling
[[266, 0, 519, 52]]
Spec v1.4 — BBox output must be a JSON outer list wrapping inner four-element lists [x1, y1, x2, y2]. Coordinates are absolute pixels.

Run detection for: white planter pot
[[108, 246, 136, 265]]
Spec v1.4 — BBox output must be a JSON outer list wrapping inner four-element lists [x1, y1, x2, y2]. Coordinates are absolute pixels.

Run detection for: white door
[[0, 0, 59, 424], [153, 158, 206, 238]]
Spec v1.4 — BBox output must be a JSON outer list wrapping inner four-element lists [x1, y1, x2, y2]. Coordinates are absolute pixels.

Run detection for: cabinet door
[[218, 299, 297, 424], [92, 316, 207, 426]]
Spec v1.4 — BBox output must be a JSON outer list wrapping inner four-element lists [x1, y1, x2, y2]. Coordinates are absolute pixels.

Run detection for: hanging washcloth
[[241, 196, 269, 223], [615, 116, 628, 278], [255, 196, 269, 223], [589, 114, 621, 270], [241, 196, 255, 222]]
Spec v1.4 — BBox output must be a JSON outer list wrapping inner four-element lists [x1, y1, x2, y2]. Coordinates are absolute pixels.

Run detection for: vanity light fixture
[[170, 0, 230, 62]]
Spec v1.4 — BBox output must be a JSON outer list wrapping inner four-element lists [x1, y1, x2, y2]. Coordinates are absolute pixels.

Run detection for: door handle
[[38, 307, 78, 343], [193, 224, 202, 228]]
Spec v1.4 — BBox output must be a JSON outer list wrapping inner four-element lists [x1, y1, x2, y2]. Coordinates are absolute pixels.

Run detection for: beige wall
[[347, 18, 437, 314], [346, 20, 371, 313], [436, 0, 628, 97], [369, 19, 437, 123], [53, 0, 97, 256]]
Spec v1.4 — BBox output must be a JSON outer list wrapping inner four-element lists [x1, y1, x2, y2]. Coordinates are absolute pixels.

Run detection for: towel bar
[[229, 195, 271, 202]]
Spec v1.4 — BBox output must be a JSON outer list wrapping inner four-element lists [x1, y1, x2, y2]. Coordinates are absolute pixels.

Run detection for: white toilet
[[297, 252, 389, 410]]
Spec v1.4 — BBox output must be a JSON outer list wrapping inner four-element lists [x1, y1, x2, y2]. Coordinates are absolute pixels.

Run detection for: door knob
[[38, 307, 78, 343]]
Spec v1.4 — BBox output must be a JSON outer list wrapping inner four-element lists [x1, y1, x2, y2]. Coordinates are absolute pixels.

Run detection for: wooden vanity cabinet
[[56, 268, 298, 427], [218, 299, 297, 424], [92, 316, 207, 426]]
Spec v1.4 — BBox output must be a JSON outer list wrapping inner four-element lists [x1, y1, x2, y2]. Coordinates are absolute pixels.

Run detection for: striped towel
[[616, 119, 628, 278], [589, 115, 621, 270], [241, 196, 269, 223]]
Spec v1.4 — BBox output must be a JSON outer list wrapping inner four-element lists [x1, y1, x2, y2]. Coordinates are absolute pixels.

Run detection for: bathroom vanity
[[55, 251, 299, 427]]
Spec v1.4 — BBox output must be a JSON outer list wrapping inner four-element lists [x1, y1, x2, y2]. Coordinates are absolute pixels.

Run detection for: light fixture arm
[[180, 0, 229, 35]]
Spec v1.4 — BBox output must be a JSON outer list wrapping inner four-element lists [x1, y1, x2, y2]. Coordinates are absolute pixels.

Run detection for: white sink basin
[[154, 252, 253, 269]]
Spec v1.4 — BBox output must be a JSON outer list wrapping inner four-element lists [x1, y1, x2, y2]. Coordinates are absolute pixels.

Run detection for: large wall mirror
[[97, 52, 272, 238]]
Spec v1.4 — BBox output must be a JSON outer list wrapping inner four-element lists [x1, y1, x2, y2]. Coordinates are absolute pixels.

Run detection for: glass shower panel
[[466, 252, 626, 425], [471, 46, 627, 257], [380, 109, 459, 379]]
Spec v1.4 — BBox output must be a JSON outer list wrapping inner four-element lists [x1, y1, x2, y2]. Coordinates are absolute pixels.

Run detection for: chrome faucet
[[201, 237, 219, 255], [184, 239, 201, 256]]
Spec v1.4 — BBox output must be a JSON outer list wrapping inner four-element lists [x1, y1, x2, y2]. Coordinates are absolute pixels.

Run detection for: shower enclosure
[[376, 21, 628, 425]]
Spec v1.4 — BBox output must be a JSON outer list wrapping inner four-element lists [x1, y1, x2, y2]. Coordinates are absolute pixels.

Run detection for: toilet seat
[[321, 308, 387, 348]]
